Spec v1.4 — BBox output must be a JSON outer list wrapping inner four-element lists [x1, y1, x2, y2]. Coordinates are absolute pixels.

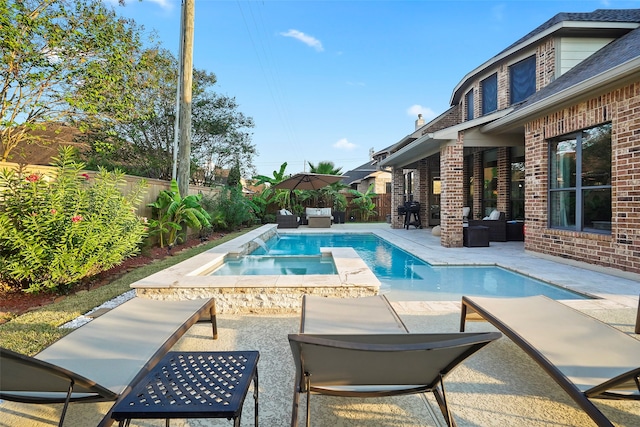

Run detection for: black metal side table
[[112, 351, 259, 427]]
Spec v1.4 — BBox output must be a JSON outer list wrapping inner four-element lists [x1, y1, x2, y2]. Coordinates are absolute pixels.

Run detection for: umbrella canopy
[[273, 173, 346, 191]]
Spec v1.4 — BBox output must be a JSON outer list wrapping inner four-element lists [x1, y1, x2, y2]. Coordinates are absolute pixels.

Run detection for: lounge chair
[[460, 295, 640, 427], [289, 295, 501, 427], [0, 297, 217, 427]]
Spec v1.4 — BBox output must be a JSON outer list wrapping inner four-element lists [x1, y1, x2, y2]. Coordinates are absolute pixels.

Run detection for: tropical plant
[[147, 180, 212, 248], [253, 162, 292, 210], [0, 147, 148, 294], [307, 160, 347, 208], [202, 185, 258, 231], [349, 184, 378, 222]]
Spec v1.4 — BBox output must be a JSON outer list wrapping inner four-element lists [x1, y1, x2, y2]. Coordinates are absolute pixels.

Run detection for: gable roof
[[484, 24, 640, 132], [499, 9, 640, 55], [451, 9, 640, 105], [341, 160, 377, 185]]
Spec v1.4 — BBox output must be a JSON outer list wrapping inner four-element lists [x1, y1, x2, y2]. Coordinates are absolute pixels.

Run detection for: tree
[[307, 160, 347, 208], [307, 161, 343, 176], [253, 162, 292, 209], [82, 50, 256, 183], [0, 0, 157, 162]]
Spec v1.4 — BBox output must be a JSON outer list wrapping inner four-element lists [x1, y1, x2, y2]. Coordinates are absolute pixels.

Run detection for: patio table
[[112, 351, 259, 427]]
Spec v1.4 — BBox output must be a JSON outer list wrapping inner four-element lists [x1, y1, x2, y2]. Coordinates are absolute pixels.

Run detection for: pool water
[[255, 233, 589, 301], [210, 255, 336, 276]]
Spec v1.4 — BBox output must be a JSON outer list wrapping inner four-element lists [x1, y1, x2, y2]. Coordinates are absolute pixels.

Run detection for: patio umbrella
[[274, 173, 346, 191]]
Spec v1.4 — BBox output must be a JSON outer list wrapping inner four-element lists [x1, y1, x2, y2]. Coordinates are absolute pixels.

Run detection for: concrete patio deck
[[1, 223, 638, 426]]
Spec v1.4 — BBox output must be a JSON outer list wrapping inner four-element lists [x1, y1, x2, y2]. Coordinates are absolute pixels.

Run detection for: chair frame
[[289, 295, 501, 427], [460, 295, 640, 427], [289, 332, 501, 427], [0, 298, 217, 427]]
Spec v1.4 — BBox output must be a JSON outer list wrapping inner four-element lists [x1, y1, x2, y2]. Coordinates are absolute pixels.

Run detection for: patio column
[[416, 159, 428, 225], [391, 167, 404, 229], [440, 133, 465, 247]]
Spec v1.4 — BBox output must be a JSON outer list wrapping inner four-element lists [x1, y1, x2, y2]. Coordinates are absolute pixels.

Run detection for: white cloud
[[280, 29, 324, 52], [333, 138, 357, 151], [104, 0, 174, 10], [346, 81, 366, 86], [146, 0, 174, 10], [491, 4, 506, 22], [407, 104, 436, 120]]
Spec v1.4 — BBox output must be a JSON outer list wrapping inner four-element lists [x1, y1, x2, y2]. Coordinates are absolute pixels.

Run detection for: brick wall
[[440, 135, 465, 247], [391, 168, 405, 228], [524, 81, 640, 274], [537, 38, 556, 89]]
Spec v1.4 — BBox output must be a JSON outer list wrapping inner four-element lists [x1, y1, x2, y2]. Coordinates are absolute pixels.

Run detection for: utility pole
[[177, 0, 195, 197]]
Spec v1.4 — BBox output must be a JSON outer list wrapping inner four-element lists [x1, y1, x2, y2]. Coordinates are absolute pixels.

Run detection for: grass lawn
[[0, 228, 253, 355]]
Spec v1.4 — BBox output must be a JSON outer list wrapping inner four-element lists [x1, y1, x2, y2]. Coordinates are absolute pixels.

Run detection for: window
[[482, 149, 498, 216], [465, 155, 474, 210], [510, 146, 525, 220], [465, 90, 474, 120], [481, 74, 497, 114], [509, 55, 536, 104], [404, 171, 414, 202], [549, 123, 612, 233]]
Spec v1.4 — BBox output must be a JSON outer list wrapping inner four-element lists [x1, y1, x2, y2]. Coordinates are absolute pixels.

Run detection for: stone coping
[[131, 225, 380, 313]]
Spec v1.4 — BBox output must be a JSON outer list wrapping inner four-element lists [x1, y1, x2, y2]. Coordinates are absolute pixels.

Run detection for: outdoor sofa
[[0, 297, 217, 427], [277, 209, 300, 228], [305, 207, 332, 228], [468, 210, 507, 241], [460, 295, 640, 427], [288, 295, 501, 427]]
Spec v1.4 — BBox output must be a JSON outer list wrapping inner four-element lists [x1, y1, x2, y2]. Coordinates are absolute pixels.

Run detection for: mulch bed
[[0, 234, 224, 322]]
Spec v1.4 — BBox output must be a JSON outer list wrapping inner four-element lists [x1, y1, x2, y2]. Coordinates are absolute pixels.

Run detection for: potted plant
[[332, 192, 347, 224]]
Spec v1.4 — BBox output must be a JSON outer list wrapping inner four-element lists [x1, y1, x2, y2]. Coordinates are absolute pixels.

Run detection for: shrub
[[201, 185, 257, 231], [0, 147, 148, 294], [146, 179, 212, 248]]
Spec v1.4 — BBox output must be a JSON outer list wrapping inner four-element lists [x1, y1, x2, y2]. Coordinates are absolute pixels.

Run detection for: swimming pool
[[210, 255, 337, 275], [254, 233, 589, 301]]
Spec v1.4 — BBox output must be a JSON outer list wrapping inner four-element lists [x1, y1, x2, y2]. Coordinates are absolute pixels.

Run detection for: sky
[[109, 0, 640, 177]]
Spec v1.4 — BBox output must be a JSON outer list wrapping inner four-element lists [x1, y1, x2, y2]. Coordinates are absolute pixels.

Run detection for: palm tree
[[252, 162, 292, 209], [307, 161, 347, 210]]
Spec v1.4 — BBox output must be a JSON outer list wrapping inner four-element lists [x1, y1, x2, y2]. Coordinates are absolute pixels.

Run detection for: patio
[[1, 223, 638, 426]]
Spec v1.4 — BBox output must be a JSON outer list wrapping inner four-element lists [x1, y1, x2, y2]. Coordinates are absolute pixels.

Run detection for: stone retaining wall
[[131, 224, 381, 314], [136, 285, 378, 314]]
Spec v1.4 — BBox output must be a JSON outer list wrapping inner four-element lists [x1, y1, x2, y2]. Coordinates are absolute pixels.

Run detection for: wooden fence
[[0, 162, 220, 219]]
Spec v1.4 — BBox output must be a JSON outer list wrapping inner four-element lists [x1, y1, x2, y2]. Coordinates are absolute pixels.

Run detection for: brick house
[[376, 9, 640, 275]]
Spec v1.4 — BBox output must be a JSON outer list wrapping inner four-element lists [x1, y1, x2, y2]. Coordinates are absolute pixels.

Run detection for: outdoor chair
[[277, 209, 300, 228], [289, 295, 501, 427], [460, 295, 640, 427], [0, 297, 217, 427], [468, 210, 507, 241]]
